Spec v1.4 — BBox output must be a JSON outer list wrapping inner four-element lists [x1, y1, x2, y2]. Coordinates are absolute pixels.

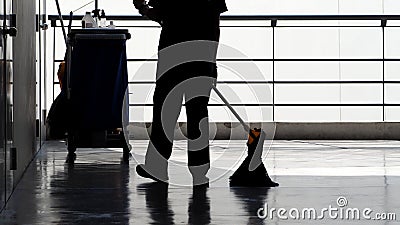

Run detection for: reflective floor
[[1, 140, 400, 224]]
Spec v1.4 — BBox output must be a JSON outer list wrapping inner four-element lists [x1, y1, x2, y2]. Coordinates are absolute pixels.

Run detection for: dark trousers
[[145, 13, 220, 171], [146, 66, 214, 167]]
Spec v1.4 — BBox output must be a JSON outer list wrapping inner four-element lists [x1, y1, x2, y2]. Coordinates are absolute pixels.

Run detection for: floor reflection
[[137, 182, 175, 225], [188, 186, 211, 225], [231, 187, 270, 225], [137, 182, 211, 225], [49, 163, 130, 225], [3, 140, 400, 225]]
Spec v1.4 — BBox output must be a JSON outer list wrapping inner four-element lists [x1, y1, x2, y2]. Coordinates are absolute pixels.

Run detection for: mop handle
[[211, 85, 251, 132]]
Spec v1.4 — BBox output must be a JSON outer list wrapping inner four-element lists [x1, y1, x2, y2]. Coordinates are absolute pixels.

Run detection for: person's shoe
[[136, 164, 168, 183]]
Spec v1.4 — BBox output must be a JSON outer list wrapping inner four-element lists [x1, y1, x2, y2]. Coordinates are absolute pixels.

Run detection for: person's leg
[[140, 72, 184, 181], [184, 76, 214, 185]]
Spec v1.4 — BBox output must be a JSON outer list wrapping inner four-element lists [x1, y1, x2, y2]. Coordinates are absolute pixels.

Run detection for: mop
[[211, 85, 278, 187]]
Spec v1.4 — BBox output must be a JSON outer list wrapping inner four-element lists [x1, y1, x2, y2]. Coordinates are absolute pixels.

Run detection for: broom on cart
[[211, 85, 278, 187]]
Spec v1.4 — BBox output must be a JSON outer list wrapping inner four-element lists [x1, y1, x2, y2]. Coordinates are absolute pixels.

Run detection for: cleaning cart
[[64, 29, 131, 159]]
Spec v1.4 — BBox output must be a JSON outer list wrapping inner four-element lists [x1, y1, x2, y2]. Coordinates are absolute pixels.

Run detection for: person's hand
[[57, 61, 66, 89], [133, 0, 146, 9]]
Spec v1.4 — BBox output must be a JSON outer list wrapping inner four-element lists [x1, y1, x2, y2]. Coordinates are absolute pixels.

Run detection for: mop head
[[229, 128, 279, 187]]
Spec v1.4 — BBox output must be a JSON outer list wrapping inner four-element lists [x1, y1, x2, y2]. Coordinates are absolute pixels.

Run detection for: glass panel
[[276, 62, 340, 81], [275, 107, 341, 122], [341, 84, 382, 104], [217, 61, 273, 81], [387, 20, 400, 26], [276, 61, 382, 82], [385, 84, 400, 104], [341, 107, 382, 122], [275, 84, 382, 105], [275, 28, 339, 59], [219, 27, 272, 59], [385, 62, 400, 81], [210, 84, 273, 104], [128, 84, 155, 104], [275, 84, 340, 104], [129, 106, 153, 122], [278, 20, 380, 27], [275, 28, 382, 59], [128, 61, 157, 82], [340, 62, 382, 81], [338, 21, 381, 26], [276, 106, 382, 122], [339, 28, 382, 59], [385, 107, 400, 122], [125, 27, 160, 59], [278, 20, 340, 27], [385, 28, 400, 58]]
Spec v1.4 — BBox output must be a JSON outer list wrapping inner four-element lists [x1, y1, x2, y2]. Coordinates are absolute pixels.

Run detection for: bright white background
[[46, 0, 400, 122], [48, 0, 400, 15]]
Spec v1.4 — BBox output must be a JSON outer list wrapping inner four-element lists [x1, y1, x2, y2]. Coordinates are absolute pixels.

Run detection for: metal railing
[[48, 15, 400, 122]]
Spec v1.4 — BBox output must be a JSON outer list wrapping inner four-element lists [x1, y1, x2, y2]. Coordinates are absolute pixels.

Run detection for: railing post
[[52, 25, 56, 102], [381, 19, 387, 122], [271, 19, 277, 122]]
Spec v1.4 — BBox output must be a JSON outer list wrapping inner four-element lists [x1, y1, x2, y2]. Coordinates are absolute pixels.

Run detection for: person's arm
[[133, 0, 162, 24]]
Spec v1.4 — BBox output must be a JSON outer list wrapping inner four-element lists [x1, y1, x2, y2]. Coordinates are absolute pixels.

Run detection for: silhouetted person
[[133, 0, 228, 185]]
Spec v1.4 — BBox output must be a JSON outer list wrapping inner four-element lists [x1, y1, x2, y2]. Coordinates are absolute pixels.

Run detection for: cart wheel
[[67, 132, 77, 154]]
